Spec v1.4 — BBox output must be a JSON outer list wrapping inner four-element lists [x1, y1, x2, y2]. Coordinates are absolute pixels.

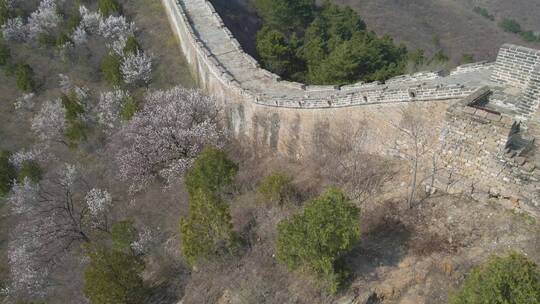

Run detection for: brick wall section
[[491, 44, 540, 89], [436, 97, 540, 210], [164, 0, 495, 109], [517, 65, 540, 119]]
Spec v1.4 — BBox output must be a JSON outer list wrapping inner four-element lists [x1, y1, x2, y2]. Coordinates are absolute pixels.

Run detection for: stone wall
[[435, 89, 540, 212], [491, 44, 540, 89], [162, 0, 540, 213], [161, 0, 492, 110], [491, 44, 540, 119]]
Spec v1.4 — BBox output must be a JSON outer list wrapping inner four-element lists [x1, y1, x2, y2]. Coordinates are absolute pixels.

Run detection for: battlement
[[163, 0, 540, 212], [163, 0, 500, 109]]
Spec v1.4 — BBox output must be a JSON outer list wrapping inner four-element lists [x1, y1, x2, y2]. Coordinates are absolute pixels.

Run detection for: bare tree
[[391, 105, 437, 208], [6, 164, 112, 298], [309, 119, 393, 201]]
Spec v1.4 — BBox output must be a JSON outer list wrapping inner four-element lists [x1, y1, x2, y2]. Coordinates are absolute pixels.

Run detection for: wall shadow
[[208, 0, 262, 58]]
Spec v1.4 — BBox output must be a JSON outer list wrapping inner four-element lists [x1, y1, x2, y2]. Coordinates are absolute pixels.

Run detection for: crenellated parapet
[[163, 0, 499, 109]]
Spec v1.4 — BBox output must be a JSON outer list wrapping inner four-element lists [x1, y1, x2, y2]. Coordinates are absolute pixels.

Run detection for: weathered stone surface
[[162, 0, 540, 213]]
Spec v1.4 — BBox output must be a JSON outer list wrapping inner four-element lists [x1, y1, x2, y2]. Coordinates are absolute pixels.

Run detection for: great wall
[[161, 0, 540, 213]]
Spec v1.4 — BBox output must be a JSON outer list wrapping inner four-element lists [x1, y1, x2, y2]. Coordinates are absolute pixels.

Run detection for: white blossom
[[121, 51, 152, 85], [14, 93, 35, 111], [98, 15, 135, 42], [7, 230, 49, 298], [71, 25, 87, 46], [110, 35, 128, 55], [58, 73, 72, 93], [131, 226, 157, 255], [96, 88, 129, 129], [79, 5, 102, 34], [85, 188, 112, 217], [9, 148, 39, 169], [31, 98, 66, 144], [8, 178, 39, 215], [58, 74, 89, 100], [26, 0, 61, 39], [115, 87, 223, 193], [1, 17, 26, 41], [6, 164, 112, 297], [59, 163, 77, 188]]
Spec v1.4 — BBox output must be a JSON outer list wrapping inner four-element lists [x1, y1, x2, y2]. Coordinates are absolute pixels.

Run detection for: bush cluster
[[257, 173, 295, 205], [180, 147, 240, 266], [473, 6, 495, 21], [84, 221, 146, 304], [98, 0, 122, 16], [101, 54, 124, 86], [0, 150, 16, 197], [276, 188, 360, 293], [61, 91, 88, 147], [499, 19, 540, 42], [0, 150, 43, 196], [449, 252, 540, 304]]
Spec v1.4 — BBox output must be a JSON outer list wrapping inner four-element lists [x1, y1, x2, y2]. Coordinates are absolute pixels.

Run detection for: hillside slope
[[331, 0, 540, 64]]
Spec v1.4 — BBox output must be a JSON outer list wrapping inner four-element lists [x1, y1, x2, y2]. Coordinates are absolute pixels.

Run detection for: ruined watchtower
[[436, 44, 540, 212]]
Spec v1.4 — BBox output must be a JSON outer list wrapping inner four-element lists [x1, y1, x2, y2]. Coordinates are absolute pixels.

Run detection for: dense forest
[[253, 0, 409, 85]]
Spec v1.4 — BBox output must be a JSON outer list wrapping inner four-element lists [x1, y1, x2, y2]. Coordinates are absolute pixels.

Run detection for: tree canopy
[[254, 0, 408, 85], [184, 146, 238, 197], [449, 252, 540, 304], [180, 147, 240, 266], [0, 150, 16, 197], [83, 221, 146, 304], [276, 188, 360, 293]]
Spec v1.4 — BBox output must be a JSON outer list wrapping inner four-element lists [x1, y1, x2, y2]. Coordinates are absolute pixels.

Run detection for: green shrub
[[111, 220, 138, 252], [61, 92, 85, 121], [473, 6, 494, 21], [433, 50, 449, 63], [0, 150, 16, 197], [0, 0, 11, 26], [66, 11, 82, 31], [37, 33, 57, 47], [120, 95, 139, 121], [65, 120, 87, 148], [101, 54, 123, 86], [123, 36, 141, 55], [184, 147, 238, 197], [61, 92, 87, 147], [56, 32, 73, 48], [0, 43, 10, 66], [15, 64, 35, 92], [461, 53, 475, 64], [17, 160, 42, 183], [180, 189, 239, 266], [449, 252, 540, 304], [408, 49, 426, 67], [257, 173, 295, 205], [256, 26, 300, 78], [180, 148, 240, 266], [98, 0, 121, 16], [276, 188, 360, 293], [499, 18, 522, 34], [83, 225, 146, 304], [520, 30, 538, 42]]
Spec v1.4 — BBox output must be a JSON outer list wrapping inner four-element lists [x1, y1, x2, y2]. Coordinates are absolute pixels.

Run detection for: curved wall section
[[161, 0, 495, 109]]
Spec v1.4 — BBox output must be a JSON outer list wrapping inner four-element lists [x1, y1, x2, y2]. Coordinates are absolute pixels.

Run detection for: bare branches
[[5, 164, 113, 298]]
